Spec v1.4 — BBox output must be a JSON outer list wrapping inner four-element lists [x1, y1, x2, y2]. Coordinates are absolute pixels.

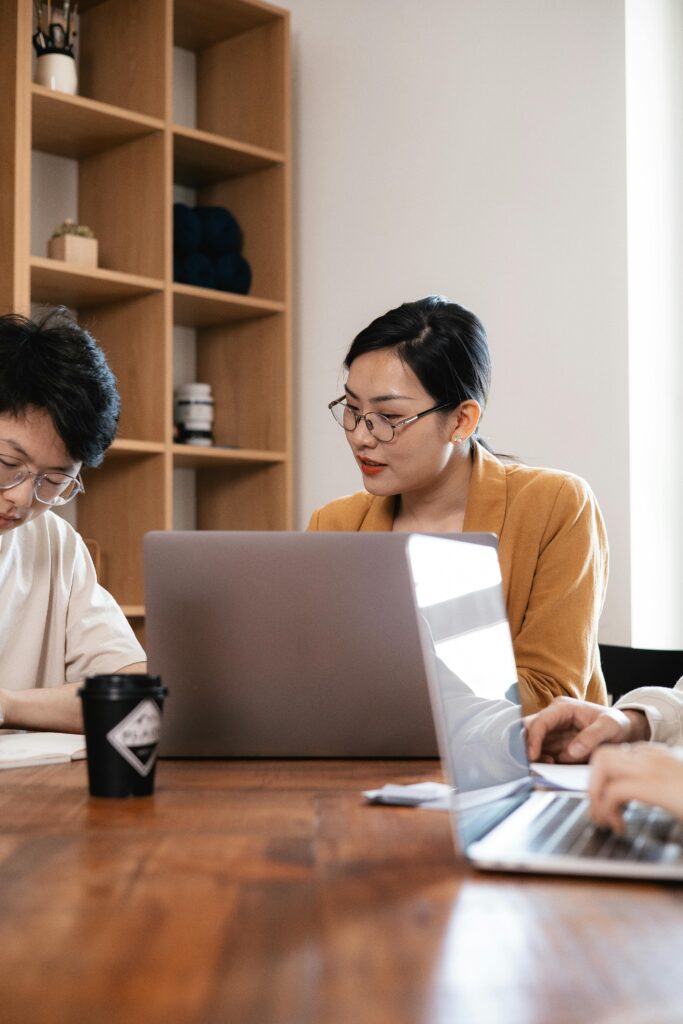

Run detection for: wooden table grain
[[1, 759, 683, 1024]]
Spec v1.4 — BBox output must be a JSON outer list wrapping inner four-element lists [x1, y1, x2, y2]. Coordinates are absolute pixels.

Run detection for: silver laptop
[[145, 531, 491, 758], [404, 533, 683, 880]]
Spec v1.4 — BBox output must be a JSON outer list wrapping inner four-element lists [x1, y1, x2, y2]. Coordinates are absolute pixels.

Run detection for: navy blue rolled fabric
[[174, 252, 216, 289], [196, 205, 242, 255], [214, 252, 252, 295], [173, 203, 201, 255]]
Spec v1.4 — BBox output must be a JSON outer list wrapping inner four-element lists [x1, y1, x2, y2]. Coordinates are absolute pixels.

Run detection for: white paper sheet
[[0, 732, 86, 769]]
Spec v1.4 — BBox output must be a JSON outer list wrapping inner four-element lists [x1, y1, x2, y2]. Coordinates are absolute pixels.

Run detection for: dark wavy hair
[[345, 295, 492, 448], [0, 307, 120, 466]]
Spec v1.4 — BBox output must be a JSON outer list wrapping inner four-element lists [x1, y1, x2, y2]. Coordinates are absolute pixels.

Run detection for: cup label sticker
[[106, 699, 162, 777]]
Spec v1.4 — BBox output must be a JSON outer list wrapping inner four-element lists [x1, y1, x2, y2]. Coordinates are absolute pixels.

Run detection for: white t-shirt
[[0, 511, 145, 690]]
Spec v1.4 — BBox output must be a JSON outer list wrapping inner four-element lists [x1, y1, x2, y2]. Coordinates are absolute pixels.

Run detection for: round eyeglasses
[[328, 396, 455, 443], [0, 449, 84, 507]]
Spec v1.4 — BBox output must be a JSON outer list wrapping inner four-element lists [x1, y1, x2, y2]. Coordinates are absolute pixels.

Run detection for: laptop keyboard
[[525, 794, 683, 863]]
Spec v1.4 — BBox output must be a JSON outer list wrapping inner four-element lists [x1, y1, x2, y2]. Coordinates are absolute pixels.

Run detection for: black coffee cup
[[78, 674, 168, 798]]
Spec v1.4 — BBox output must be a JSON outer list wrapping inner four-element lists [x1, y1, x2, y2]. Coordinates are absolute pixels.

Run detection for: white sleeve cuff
[[616, 684, 683, 745]]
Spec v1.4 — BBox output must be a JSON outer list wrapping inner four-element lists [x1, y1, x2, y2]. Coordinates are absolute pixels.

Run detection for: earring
[[452, 435, 462, 444]]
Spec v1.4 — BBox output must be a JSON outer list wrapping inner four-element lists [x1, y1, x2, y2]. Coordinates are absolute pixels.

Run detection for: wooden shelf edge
[[174, 0, 284, 52], [109, 440, 167, 457], [172, 445, 287, 466], [31, 84, 165, 132], [173, 282, 284, 312], [106, 442, 287, 465], [173, 124, 284, 166], [31, 257, 164, 293]]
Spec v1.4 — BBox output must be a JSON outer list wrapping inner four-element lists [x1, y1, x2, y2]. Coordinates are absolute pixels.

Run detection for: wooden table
[[2, 759, 683, 1024]]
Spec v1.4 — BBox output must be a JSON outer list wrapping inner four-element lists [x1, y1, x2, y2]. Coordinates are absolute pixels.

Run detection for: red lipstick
[[359, 458, 385, 477]]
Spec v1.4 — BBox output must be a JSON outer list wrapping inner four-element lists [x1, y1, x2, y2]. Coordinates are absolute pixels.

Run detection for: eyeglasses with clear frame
[[0, 449, 84, 507], [328, 396, 455, 443]]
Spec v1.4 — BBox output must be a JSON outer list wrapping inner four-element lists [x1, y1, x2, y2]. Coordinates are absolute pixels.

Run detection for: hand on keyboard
[[590, 743, 683, 833]]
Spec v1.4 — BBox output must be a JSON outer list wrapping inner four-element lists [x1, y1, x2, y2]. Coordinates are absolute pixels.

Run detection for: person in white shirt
[[525, 680, 683, 761], [0, 309, 146, 733], [524, 679, 683, 829]]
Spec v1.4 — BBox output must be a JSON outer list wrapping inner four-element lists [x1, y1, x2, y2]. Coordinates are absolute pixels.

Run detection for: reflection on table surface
[[1, 759, 682, 1024]]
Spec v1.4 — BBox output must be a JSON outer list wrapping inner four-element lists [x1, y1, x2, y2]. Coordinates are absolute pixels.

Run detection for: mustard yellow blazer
[[307, 443, 608, 714]]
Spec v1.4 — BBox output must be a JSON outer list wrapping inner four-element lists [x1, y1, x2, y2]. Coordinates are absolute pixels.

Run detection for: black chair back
[[599, 644, 683, 703]]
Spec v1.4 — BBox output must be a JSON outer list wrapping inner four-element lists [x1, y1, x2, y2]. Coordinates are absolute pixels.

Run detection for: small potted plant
[[48, 219, 98, 267]]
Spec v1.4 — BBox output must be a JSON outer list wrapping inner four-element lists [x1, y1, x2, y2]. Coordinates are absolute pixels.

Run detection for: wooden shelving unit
[[0, 0, 292, 630]]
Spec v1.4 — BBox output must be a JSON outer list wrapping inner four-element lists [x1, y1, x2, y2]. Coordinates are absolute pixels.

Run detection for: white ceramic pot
[[35, 53, 78, 95]]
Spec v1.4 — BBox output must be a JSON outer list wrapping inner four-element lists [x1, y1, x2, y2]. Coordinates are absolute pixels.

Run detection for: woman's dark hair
[[0, 307, 120, 466], [345, 295, 492, 447]]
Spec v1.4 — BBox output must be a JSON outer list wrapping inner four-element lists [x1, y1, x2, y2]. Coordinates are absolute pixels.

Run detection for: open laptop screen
[[406, 534, 533, 844]]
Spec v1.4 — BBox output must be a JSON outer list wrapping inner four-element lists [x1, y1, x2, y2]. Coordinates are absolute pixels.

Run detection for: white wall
[[288, 0, 631, 642], [626, 0, 683, 647]]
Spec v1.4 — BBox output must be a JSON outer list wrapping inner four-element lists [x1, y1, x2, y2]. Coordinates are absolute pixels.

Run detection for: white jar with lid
[[174, 383, 215, 446]]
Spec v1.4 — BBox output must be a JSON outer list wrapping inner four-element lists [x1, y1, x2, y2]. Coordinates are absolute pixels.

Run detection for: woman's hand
[[589, 743, 683, 832], [524, 696, 650, 763]]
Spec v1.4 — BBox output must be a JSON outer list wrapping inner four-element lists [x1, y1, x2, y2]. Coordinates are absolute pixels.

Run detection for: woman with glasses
[[308, 295, 608, 715], [0, 309, 146, 733]]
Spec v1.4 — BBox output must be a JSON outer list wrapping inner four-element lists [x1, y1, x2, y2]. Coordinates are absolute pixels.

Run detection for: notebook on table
[[144, 531, 492, 758], [0, 732, 86, 769], [404, 533, 683, 881]]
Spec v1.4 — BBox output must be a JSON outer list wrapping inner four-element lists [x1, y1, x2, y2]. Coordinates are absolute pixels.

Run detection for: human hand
[[589, 743, 683, 832], [524, 696, 650, 763]]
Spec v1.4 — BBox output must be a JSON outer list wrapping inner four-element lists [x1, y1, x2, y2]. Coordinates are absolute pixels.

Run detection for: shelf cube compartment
[[84, 292, 170, 444], [196, 461, 290, 531], [196, 313, 288, 453], [78, 0, 168, 119], [174, 2, 288, 154], [77, 452, 168, 607]]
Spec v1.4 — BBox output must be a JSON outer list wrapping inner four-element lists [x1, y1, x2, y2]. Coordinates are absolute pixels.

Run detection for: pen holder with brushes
[[33, 1, 78, 95]]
